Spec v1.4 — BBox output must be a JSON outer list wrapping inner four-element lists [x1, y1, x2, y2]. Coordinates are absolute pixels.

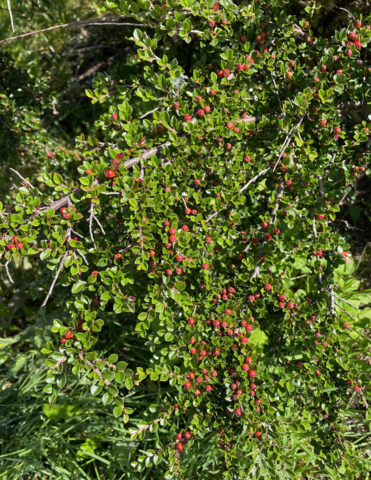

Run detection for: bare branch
[[334, 301, 355, 319], [50, 356, 67, 370], [41, 251, 68, 307], [329, 285, 335, 316], [0, 15, 138, 45], [93, 215, 106, 235], [45, 142, 171, 212], [239, 168, 270, 193], [76, 249, 89, 266], [273, 113, 306, 172], [139, 106, 161, 119], [271, 72, 282, 110], [250, 181, 285, 280], [4, 259, 14, 284], [329, 292, 357, 310], [6, 0, 14, 32], [9, 168, 42, 195], [89, 203, 96, 249]]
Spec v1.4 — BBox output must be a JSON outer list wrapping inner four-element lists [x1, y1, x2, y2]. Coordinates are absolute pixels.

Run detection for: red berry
[[198, 109, 205, 117], [353, 385, 361, 392], [249, 370, 256, 378], [316, 214, 325, 220], [65, 330, 73, 339], [166, 269, 173, 276], [182, 225, 189, 232], [105, 169, 115, 178], [185, 381, 191, 389], [188, 318, 195, 326], [234, 409, 241, 417], [184, 115, 192, 122], [111, 113, 118, 120], [255, 431, 262, 439], [226, 122, 234, 130]]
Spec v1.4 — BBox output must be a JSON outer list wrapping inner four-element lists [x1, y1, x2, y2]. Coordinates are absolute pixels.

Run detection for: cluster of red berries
[[214, 285, 235, 302], [5, 236, 24, 250], [175, 431, 192, 452], [60, 330, 74, 344]]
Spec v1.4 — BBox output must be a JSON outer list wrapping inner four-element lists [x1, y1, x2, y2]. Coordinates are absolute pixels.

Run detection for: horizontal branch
[[47, 142, 170, 211]]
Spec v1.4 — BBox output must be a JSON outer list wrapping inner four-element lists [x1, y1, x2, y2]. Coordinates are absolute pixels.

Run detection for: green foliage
[[1, 0, 371, 478]]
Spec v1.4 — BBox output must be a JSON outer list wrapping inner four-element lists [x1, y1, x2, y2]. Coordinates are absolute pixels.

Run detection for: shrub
[[1, 0, 371, 478]]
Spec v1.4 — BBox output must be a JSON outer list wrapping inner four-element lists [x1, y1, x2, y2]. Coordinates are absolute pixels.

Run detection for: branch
[[46, 142, 171, 212], [0, 15, 139, 45], [329, 292, 357, 310], [273, 113, 306, 172], [93, 215, 106, 235], [4, 259, 14, 284], [250, 181, 285, 280], [239, 167, 270, 193], [6, 0, 14, 32], [50, 356, 67, 370], [329, 285, 335, 316], [41, 251, 68, 307], [9, 168, 42, 195], [138, 106, 161, 119], [89, 203, 96, 249], [76, 249, 89, 266], [334, 301, 355, 319], [270, 72, 282, 110]]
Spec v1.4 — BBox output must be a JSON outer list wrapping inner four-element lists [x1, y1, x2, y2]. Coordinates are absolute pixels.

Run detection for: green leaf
[[125, 377, 134, 390]]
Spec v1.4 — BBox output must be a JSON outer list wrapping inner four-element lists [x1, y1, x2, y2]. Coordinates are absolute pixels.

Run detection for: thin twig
[[273, 113, 306, 172], [9, 168, 42, 195], [0, 15, 135, 45], [334, 301, 355, 319], [6, 0, 14, 32], [4, 259, 14, 284], [329, 292, 358, 310], [338, 186, 352, 205], [41, 252, 68, 307], [89, 204, 96, 249], [76, 249, 89, 266], [139, 106, 161, 119], [329, 285, 335, 315], [336, 7, 356, 20], [239, 168, 270, 193], [250, 181, 285, 280], [71, 228, 84, 238], [318, 176, 326, 208], [46, 142, 170, 212], [93, 215, 106, 235], [271, 72, 282, 110]]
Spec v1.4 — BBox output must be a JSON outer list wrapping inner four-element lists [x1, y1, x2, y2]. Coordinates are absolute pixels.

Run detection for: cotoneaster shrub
[[1, 0, 371, 478]]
